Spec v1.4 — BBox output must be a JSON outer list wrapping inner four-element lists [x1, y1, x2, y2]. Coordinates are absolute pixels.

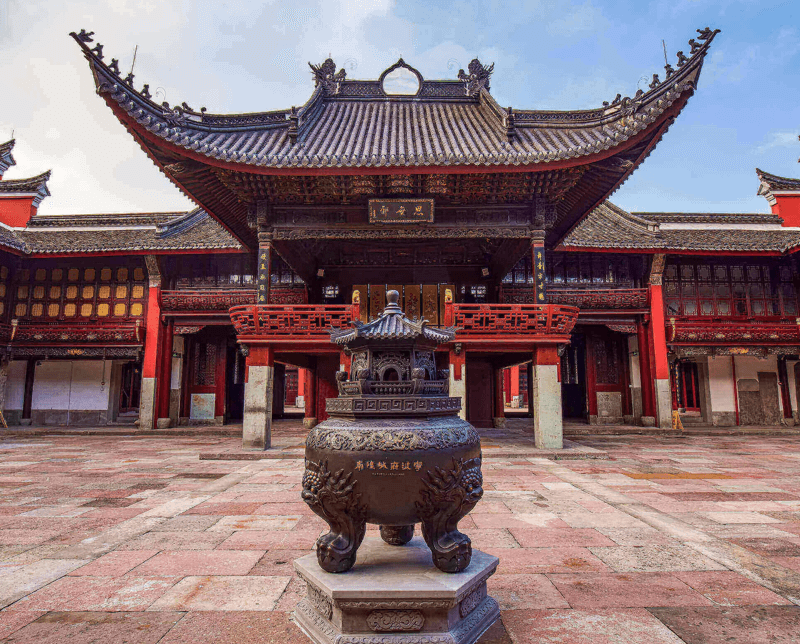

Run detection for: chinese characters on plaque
[[533, 244, 546, 302], [368, 199, 434, 224], [257, 246, 270, 304]]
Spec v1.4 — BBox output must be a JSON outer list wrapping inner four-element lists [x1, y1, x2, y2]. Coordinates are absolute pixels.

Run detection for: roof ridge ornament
[[458, 58, 494, 96], [379, 59, 423, 96], [309, 58, 347, 94]]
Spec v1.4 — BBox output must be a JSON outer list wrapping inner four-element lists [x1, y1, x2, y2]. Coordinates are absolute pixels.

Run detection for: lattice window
[[504, 252, 638, 288], [193, 342, 217, 386], [665, 259, 797, 318], [593, 336, 619, 385], [171, 255, 256, 288], [11, 261, 147, 321]]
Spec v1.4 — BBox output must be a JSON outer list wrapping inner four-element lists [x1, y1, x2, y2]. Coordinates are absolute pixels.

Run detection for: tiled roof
[[640, 212, 783, 224], [0, 226, 26, 253], [71, 29, 719, 171], [0, 170, 51, 196], [756, 168, 800, 192], [0, 140, 15, 175], [0, 208, 242, 255], [560, 202, 800, 253]]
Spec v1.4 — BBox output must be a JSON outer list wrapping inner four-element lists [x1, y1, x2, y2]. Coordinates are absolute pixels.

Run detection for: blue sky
[[1, 0, 798, 215]]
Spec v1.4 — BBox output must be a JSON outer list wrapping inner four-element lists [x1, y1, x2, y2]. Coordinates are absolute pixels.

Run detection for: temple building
[[3, 27, 799, 446]]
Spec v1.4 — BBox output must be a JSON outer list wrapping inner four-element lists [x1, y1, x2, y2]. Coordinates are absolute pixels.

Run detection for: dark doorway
[[226, 345, 245, 422], [466, 357, 494, 428], [562, 334, 587, 420], [679, 362, 700, 412], [285, 368, 299, 407], [119, 361, 141, 413]]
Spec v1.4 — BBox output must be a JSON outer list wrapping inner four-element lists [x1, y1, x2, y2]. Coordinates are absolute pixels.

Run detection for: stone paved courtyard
[[0, 424, 799, 642]]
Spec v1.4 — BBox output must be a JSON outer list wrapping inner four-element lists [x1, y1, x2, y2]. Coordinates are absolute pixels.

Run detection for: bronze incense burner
[[302, 290, 483, 574]]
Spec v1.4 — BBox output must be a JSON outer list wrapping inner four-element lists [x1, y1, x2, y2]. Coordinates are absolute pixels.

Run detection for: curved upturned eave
[[72, 29, 716, 174]]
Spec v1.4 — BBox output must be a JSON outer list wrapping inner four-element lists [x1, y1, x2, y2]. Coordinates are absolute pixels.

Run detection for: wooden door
[[466, 358, 494, 428], [285, 368, 299, 406], [586, 330, 630, 421], [119, 362, 141, 413], [679, 362, 701, 412]]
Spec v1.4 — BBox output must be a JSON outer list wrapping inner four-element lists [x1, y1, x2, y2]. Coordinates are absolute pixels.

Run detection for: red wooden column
[[214, 338, 227, 424], [140, 257, 162, 430], [155, 318, 174, 427], [778, 356, 793, 421], [503, 368, 512, 405], [510, 365, 520, 407], [648, 255, 672, 428], [493, 367, 506, 428], [242, 345, 274, 450], [637, 316, 655, 425], [303, 362, 317, 429]]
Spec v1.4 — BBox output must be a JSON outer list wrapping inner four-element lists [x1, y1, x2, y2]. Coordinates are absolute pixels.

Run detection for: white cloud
[[756, 131, 800, 154]]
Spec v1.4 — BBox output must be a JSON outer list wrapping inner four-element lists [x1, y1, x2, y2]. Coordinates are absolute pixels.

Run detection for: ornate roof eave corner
[[0, 139, 16, 176], [70, 29, 291, 138], [154, 207, 207, 238], [0, 170, 52, 207], [514, 27, 718, 132], [756, 168, 800, 207]]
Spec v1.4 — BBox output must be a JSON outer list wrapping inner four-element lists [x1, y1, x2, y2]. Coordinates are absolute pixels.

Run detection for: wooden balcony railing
[[161, 289, 256, 313], [503, 287, 648, 309], [667, 318, 800, 344], [8, 320, 142, 344], [445, 303, 579, 338], [229, 304, 360, 339]]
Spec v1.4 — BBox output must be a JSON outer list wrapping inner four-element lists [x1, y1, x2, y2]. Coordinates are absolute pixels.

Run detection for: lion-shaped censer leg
[[379, 524, 415, 545], [301, 459, 367, 573], [416, 457, 484, 573]]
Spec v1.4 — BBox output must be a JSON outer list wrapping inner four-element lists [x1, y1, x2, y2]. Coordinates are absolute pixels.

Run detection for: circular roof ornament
[[379, 59, 423, 96]]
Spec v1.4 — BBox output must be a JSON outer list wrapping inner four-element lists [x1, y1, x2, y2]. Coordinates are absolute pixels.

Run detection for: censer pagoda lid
[[331, 290, 455, 348]]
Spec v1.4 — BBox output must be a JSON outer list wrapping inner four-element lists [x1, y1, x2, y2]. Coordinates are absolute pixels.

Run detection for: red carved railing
[[10, 321, 142, 344], [503, 287, 648, 309], [230, 304, 360, 338], [668, 318, 800, 344], [161, 289, 256, 312], [445, 303, 579, 337]]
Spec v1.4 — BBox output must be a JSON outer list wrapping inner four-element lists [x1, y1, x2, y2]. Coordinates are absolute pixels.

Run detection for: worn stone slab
[[502, 608, 686, 644], [3, 611, 183, 643], [674, 571, 792, 606], [148, 575, 290, 611], [0, 558, 89, 609], [130, 550, 263, 576], [589, 545, 727, 572], [649, 605, 800, 644], [157, 611, 309, 644]]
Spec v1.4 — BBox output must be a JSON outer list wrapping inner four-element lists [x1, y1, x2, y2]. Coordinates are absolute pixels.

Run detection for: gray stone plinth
[[293, 537, 499, 644]]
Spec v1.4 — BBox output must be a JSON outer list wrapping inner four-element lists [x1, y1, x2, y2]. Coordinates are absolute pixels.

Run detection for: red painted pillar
[[503, 368, 512, 405], [649, 283, 672, 428], [304, 363, 317, 429], [214, 338, 227, 423], [637, 316, 655, 422], [155, 318, 174, 426], [140, 281, 162, 429], [493, 368, 505, 427], [510, 365, 520, 407]]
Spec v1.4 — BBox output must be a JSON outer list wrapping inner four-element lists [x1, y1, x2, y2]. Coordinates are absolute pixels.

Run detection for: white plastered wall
[[31, 360, 113, 411], [708, 356, 736, 413], [628, 335, 641, 388], [3, 361, 27, 411], [734, 354, 782, 415]]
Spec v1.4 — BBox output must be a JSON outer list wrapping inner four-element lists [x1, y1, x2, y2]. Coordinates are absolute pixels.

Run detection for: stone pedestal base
[[293, 537, 499, 644], [303, 417, 318, 430]]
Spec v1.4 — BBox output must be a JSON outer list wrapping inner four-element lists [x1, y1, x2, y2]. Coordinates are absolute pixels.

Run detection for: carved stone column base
[[293, 536, 499, 644], [303, 417, 318, 429]]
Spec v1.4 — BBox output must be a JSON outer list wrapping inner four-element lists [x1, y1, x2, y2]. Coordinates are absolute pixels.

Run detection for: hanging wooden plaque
[[368, 199, 434, 223]]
